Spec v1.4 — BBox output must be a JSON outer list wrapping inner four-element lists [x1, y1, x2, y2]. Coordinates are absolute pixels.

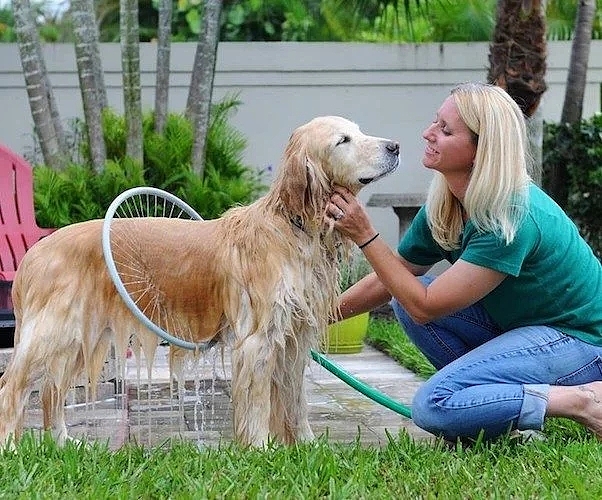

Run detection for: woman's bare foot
[[547, 381, 602, 439], [575, 381, 602, 439]]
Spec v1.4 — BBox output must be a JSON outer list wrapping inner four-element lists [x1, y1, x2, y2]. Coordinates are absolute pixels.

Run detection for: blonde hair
[[426, 82, 532, 250]]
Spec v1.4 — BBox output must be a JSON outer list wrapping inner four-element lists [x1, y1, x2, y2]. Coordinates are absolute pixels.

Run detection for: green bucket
[[322, 312, 369, 354]]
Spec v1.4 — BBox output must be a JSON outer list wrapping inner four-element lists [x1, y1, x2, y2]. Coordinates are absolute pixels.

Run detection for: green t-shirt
[[398, 184, 602, 346]]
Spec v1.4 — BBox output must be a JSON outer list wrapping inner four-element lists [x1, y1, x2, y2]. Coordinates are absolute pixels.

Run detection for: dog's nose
[[387, 141, 400, 155]]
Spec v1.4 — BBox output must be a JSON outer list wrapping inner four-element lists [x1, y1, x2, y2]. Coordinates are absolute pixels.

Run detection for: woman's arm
[[361, 238, 505, 324], [338, 253, 430, 321], [337, 272, 390, 321], [329, 186, 506, 324]]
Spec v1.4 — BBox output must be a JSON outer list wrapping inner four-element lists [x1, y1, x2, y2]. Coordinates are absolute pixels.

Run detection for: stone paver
[[21, 344, 431, 449]]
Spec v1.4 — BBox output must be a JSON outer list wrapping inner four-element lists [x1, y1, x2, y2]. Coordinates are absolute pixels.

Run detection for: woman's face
[[421, 95, 477, 175]]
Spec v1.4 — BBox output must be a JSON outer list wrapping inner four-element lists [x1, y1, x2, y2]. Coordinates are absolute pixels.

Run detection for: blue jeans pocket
[[555, 356, 602, 386]]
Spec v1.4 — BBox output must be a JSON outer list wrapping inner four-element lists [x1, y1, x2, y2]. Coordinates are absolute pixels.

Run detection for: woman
[[328, 82, 602, 442]]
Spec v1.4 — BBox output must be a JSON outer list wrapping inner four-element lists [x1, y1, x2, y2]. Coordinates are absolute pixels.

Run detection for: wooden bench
[[367, 192, 427, 239], [0, 145, 56, 280], [0, 144, 56, 339], [0, 144, 117, 400]]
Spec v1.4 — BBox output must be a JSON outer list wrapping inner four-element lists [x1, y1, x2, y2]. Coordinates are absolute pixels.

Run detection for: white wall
[[0, 41, 600, 247]]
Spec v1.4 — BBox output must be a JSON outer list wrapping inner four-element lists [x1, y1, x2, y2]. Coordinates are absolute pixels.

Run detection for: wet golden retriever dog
[[0, 116, 399, 447]]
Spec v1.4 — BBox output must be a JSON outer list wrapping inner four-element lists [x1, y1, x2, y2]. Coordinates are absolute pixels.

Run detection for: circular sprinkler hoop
[[102, 186, 216, 352], [103, 187, 412, 418]]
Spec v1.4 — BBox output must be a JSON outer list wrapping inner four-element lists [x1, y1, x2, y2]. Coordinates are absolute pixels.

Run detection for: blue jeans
[[391, 276, 602, 441]]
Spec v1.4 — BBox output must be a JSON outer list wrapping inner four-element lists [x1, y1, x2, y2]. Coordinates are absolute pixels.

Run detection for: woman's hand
[[327, 185, 378, 246]]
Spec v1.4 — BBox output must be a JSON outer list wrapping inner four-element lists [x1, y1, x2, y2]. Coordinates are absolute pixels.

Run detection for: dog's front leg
[[270, 335, 314, 444], [230, 335, 277, 446], [290, 374, 314, 443]]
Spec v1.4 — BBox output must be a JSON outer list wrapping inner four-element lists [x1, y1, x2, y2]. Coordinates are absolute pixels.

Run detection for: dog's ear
[[275, 129, 329, 223]]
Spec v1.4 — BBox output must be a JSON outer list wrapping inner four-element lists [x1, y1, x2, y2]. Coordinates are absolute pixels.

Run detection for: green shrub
[[339, 248, 372, 291], [543, 114, 602, 258], [34, 96, 266, 227]]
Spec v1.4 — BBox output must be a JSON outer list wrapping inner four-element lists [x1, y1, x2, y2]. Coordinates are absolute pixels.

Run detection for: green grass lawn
[[2, 318, 602, 499], [366, 317, 437, 379]]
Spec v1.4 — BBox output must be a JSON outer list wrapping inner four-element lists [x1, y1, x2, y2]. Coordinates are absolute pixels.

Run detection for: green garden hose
[[310, 349, 413, 419]]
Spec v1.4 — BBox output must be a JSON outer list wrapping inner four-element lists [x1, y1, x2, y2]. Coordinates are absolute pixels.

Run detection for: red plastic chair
[[0, 144, 55, 317]]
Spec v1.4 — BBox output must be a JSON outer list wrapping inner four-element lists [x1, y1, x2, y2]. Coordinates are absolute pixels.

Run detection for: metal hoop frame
[[102, 186, 215, 351]]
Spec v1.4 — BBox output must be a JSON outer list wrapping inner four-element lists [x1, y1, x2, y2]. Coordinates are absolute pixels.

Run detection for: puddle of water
[[20, 345, 234, 449], [125, 345, 233, 448]]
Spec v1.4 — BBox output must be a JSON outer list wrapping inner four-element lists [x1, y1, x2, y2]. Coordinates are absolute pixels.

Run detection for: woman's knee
[[411, 381, 448, 436]]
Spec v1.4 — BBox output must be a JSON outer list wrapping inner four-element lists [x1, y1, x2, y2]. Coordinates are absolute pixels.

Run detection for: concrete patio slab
[[19, 344, 431, 449]]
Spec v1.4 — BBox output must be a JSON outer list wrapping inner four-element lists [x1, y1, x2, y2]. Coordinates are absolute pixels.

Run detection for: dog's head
[[274, 116, 400, 224]]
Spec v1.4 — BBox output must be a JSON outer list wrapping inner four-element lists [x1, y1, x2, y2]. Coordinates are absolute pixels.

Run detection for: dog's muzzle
[[359, 142, 400, 185]]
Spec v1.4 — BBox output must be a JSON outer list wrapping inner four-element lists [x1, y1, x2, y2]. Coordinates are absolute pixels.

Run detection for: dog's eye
[[337, 135, 351, 146]]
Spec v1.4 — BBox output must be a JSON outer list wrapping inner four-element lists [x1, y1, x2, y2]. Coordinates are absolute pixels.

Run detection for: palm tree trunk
[[526, 109, 544, 186], [487, 0, 548, 185], [40, 43, 68, 158], [186, 0, 223, 177], [72, 0, 107, 173], [154, 0, 172, 134], [547, 0, 597, 206], [13, 0, 67, 170], [560, 0, 596, 124], [120, 0, 143, 163]]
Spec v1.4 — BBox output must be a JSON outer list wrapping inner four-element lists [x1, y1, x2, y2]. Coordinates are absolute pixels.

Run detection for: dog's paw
[[53, 431, 86, 448]]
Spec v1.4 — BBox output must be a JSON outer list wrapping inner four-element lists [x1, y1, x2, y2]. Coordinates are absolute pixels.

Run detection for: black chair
[[0, 280, 14, 349]]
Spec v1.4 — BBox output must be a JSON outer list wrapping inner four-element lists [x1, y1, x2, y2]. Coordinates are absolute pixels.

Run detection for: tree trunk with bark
[[186, 0, 223, 177], [547, 0, 597, 206], [561, 0, 596, 124], [120, 0, 143, 163], [487, 0, 548, 185], [13, 0, 67, 169], [72, 0, 107, 173], [154, 0, 173, 134]]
